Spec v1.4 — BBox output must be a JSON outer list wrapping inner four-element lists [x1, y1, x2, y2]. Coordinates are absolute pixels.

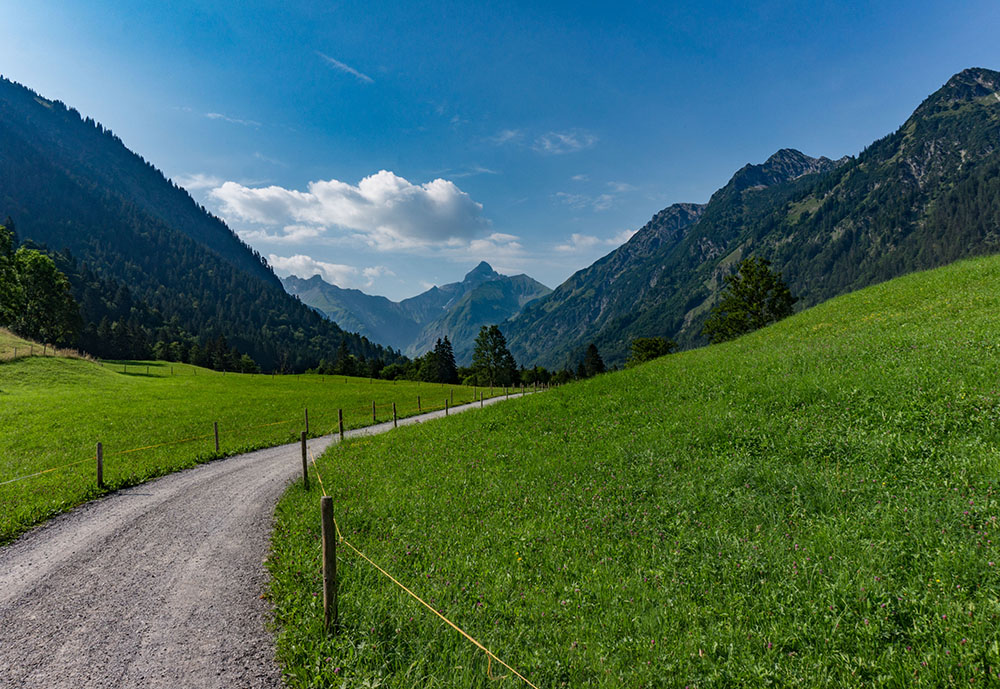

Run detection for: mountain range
[[503, 67, 1000, 368], [3, 67, 1000, 373], [282, 261, 550, 364]]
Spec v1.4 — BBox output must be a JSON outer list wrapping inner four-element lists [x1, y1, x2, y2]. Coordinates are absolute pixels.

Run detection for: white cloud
[[210, 170, 490, 251], [607, 181, 635, 193], [205, 112, 261, 127], [237, 224, 325, 244], [554, 191, 615, 212], [571, 174, 589, 182], [490, 128, 523, 145], [174, 172, 223, 191], [268, 253, 392, 289], [534, 130, 598, 154], [555, 229, 637, 253], [317, 52, 374, 84]]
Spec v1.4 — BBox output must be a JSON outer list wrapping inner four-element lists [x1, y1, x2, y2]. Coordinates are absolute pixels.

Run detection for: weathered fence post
[[393, 402, 397, 428], [417, 395, 421, 412], [338, 409, 344, 441], [96, 442, 104, 489], [445, 399, 449, 416], [372, 400, 376, 424], [301, 432, 309, 491], [214, 422, 220, 453], [450, 389, 454, 405], [320, 496, 338, 633], [480, 392, 484, 408], [305, 408, 310, 435]]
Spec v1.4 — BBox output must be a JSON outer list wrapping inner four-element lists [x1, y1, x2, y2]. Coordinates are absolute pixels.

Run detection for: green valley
[[0, 349, 505, 544]]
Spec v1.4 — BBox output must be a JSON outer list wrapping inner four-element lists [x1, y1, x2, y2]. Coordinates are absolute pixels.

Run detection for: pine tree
[[702, 257, 796, 344], [583, 343, 605, 377], [435, 336, 459, 384]]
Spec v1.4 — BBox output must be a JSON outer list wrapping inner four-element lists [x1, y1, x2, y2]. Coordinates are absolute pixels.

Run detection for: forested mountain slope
[[0, 77, 400, 370], [505, 68, 1000, 368]]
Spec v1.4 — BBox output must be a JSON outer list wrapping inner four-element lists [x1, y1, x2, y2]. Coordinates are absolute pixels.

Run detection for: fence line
[[306, 446, 539, 688], [1, 386, 540, 488]]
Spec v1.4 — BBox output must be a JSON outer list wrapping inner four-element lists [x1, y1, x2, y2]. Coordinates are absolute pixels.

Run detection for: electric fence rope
[[306, 444, 540, 688]]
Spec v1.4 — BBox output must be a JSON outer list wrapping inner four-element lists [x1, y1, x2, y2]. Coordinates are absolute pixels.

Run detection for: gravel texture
[[0, 392, 522, 688]]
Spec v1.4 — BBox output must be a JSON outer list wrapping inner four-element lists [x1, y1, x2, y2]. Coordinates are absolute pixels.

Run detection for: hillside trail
[[0, 392, 525, 688]]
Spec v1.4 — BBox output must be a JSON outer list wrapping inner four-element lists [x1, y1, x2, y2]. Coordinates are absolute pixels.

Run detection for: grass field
[[0, 348, 506, 544], [269, 254, 1000, 687]]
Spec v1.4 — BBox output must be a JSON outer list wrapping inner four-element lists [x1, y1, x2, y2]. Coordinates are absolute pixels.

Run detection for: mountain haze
[[283, 261, 550, 364], [505, 68, 1000, 368]]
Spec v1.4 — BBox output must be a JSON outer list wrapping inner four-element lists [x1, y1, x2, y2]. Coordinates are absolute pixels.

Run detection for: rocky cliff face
[[505, 68, 1000, 368]]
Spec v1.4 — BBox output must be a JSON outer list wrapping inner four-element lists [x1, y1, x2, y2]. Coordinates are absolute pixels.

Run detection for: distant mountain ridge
[[282, 262, 551, 364], [504, 68, 1000, 368]]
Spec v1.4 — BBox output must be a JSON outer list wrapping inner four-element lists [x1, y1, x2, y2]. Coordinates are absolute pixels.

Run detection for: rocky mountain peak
[[462, 260, 501, 284], [914, 67, 1000, 117]]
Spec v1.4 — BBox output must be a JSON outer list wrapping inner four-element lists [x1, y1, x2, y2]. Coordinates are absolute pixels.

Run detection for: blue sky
[[3, 1, 1000, 299]]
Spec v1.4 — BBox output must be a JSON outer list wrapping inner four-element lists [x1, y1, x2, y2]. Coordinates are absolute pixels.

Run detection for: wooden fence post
[[480, 392, 484, 408], [445, 399, 449, 416], [301, 432, 309, 491], [96, 442, 104, 489], [338, 409, 344, 441], [450, 389, 454, 405], [214, 422, 220, 453], [393, 402, 397, 428], [417, 395, 421, 412], [305, 408, 309, 435], [320, 496, 338, 633], [372, 400, 376, 424]]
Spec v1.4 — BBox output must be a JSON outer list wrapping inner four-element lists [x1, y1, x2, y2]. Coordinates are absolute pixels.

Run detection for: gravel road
[[0, 392, 523, 688]]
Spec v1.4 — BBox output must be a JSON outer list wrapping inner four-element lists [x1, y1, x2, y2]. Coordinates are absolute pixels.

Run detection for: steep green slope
[[270, 253, 1000, 687], [507, 68, 1000, 368], [0, 77, 399, 371]]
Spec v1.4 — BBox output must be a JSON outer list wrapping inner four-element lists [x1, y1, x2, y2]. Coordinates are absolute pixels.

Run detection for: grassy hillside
[[269, 254, 1000, 687], [0, 356, 502, 544]]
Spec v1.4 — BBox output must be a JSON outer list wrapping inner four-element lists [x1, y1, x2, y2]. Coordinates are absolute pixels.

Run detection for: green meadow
[[269, 255, 1000, 687], [0, 347, 500, 544]]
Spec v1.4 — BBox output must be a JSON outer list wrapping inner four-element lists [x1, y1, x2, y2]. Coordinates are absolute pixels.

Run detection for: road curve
[[0, 392, 524, 688]]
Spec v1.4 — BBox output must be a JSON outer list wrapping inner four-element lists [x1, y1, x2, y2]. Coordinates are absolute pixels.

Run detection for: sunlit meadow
[[269, 254, 1000, 687]]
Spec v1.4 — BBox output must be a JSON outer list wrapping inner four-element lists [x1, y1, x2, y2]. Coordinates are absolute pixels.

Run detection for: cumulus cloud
[[534, 130, 598, 154], [210, 170, 490, 251], [268, 253, 392, 289], [317, 52, 374, 83], [555, 229, 637, 253]]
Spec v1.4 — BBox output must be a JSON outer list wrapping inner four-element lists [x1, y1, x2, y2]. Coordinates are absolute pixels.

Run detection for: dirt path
[[0, 393, 524, 688]]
